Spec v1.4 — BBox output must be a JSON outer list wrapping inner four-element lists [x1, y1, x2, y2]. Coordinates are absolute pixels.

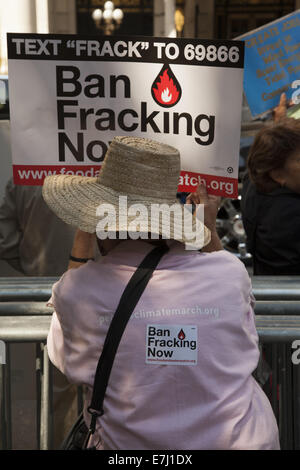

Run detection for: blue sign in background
[[239, 10, 300, 116]]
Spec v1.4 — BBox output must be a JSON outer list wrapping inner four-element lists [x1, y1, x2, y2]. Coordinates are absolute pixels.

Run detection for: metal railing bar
[[256, 315, 300, 327], [255, 302, 300, 315], [0, 290, 53, 302], [1, 315, 300, 342], [1, 291, 300, 303], [278, 344, 285, 448], [286, 343, 294, 449], [0, 276, 299, 300], [281, 344, 292, 449], [4, 344, 12, 449], [0, 317, 51, 342], [257, 330, 300, 342], [271, 343, 279, 419], [0, 275, 298, 284], [2, 301, 300, 317], [252, 276, 300, 283], [292, 364, 300, 450], [253, 290, 300, 301], [2, 302, 300, 318], [0, 303, 53, 316], [40, 343, 52, 450], [36, 343, 41, 450], [0, 277, 57, 284], [0, 363, 6, 449]]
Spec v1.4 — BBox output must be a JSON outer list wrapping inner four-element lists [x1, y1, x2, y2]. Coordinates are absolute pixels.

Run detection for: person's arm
[[186, 183, 223, 252], [0, 178, 24, 272], [47, 229, 96, 378], [68, 229, 96, 270], [202, 230, 223, 252]]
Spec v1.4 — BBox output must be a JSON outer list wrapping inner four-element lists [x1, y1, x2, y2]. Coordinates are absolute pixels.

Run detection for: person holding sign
[[43, 136, 279, 450]]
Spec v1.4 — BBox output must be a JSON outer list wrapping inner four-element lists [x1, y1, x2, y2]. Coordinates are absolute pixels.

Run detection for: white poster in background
[[7, 34, 244, 197]]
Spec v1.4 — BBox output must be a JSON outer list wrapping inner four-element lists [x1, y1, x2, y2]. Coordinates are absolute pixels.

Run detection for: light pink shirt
[[47, 240, 280, 450]]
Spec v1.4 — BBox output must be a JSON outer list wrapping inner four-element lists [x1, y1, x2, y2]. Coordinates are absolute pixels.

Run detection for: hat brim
[[42, 174, 211, 250]]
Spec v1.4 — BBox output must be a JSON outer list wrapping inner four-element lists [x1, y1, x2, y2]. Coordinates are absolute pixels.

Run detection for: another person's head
[[247, 117, 300, 194]]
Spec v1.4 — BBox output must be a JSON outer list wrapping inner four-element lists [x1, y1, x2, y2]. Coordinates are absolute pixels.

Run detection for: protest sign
[[237, 10, 300, 117], [7, 34, 244, 198]]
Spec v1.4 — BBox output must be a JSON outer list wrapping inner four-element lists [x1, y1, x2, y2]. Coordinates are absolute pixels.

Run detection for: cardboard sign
[[7, 34, 244, 197], [237, 10, 300, 116]]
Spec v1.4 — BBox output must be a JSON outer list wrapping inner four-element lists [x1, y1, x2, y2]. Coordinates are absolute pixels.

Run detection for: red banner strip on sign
[[13, 165, 238, 198], [178, 170, 238, 198]]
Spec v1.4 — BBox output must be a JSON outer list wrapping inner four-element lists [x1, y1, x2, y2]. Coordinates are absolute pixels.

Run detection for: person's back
[[241, 172, 300, 275], [0, 178, 76, 276], [47, 239, 279, 450], [44, 136, 279, 450]]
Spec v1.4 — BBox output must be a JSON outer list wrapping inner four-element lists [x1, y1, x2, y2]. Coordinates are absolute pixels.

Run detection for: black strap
[[86, 243, 169, 443], [69, 254, 95, 263]]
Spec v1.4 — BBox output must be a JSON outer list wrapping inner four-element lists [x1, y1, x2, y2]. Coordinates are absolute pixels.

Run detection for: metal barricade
[[0, 276, 300, 449], [0, 278, 72, 450]]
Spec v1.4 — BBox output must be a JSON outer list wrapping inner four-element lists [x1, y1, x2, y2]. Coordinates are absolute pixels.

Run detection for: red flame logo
[[151, 64, 182, 108], [178, 329, 186, 340]]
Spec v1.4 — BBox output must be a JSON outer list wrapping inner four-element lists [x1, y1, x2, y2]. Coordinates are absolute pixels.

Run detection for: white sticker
[[145, 324, 198, 365]]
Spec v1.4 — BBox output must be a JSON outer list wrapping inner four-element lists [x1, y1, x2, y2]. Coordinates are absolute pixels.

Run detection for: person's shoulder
[[277, 190, 300, 202], [203, 250, 252, 297], [205, 249, 247, 268], [187, 248, 244, 270], [51, 260, 97, 305], [266, 188, 300, 217], [198, 249, 251, 282]]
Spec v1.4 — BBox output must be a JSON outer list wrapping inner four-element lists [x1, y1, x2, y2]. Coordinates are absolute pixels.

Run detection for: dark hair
[[247, 118, 300, 193]]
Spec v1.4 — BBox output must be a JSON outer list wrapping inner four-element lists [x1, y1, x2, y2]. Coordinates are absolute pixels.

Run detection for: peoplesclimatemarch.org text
[[99, 306, 220, 325]]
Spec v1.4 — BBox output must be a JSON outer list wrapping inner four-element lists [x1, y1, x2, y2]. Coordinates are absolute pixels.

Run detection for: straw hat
[[42, 136, 211, 249]]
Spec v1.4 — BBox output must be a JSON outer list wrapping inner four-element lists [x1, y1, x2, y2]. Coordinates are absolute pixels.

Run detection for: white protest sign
[[7, 34, 244, 197]]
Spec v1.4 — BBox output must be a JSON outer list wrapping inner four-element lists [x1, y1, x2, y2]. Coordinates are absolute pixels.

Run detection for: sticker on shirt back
[[146, 325, 198, 365]]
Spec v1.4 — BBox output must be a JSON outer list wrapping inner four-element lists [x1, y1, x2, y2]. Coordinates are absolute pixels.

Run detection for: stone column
[[164, 0, 176, 38], [35, 0, 49, 33], [154, 0, 176, 37], [48, 0, 76, 34], [154, 0, 165, 37], [184, 0, 215, 39]]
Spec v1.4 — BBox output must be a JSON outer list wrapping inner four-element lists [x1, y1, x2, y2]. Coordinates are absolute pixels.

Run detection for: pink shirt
[[47, 240, 280, 450]]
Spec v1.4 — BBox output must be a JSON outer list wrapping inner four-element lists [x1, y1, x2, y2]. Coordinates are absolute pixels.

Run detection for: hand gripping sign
[[7, 34, 244, 198]]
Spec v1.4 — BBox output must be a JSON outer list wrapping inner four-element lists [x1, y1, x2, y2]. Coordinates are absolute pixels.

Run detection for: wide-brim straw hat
[[42, 136, 211, 249]]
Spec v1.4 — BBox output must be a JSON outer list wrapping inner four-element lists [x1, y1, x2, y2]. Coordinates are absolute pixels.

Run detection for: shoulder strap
[[86, 243, 169, 442]]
